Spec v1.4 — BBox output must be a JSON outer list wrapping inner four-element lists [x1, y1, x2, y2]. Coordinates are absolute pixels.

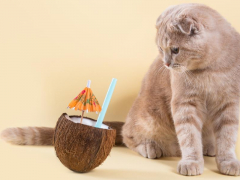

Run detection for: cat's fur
[[122, 3, 240, 176], [1, 3, 240, 176]]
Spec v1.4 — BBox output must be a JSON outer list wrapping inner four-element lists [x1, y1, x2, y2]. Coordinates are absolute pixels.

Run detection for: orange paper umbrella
[[67, 80, 101, 123]]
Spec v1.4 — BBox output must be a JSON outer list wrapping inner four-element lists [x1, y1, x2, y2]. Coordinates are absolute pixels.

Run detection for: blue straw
[[95, 78, 117, 128]]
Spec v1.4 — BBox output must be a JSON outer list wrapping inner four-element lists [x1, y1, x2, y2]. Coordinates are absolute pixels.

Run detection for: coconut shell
[[53, 113, 116, 173]]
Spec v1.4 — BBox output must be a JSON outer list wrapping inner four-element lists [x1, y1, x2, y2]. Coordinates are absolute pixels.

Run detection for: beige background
[[0, 0, 240, 179]]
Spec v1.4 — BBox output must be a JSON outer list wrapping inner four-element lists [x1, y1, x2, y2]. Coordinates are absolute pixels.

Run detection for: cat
[[1, 3, 240, 176], [122, 3, 240, 176]]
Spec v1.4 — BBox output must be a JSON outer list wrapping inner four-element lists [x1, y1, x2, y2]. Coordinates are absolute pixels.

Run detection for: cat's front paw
[[217, 159, 240, 176], [135, 140, 162, 159], [177, 159, 204, 176]]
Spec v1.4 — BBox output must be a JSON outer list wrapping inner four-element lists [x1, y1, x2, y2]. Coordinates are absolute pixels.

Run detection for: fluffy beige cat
[[122, 3, 240, 176], [1, 3, 240, 176]]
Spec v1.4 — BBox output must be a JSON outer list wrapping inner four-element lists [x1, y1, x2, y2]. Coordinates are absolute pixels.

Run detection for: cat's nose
[[164, 55, 171, 67], [165, 62, 171, 67]]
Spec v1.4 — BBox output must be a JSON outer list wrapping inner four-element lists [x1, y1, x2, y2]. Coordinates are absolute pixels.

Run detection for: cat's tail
[[0, 122, 124, 146]]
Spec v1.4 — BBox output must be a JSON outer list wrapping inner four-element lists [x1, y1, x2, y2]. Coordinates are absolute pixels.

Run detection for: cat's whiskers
[[160, 66, 168, 78], [155, 65, 165, 77]]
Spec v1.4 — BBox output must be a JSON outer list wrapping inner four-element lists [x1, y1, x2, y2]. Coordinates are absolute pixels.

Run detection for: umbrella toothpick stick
[[81, 111, 84, 124]]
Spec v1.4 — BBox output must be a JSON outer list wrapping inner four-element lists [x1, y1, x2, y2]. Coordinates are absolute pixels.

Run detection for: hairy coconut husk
[[53, 113, 116, 173]]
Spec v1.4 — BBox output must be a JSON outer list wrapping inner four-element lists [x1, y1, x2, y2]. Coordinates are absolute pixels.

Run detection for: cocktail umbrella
[[67, 80, 101, 123]]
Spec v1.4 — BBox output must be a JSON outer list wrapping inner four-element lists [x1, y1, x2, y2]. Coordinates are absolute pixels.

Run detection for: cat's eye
[[171, 47, 179, 54], [158, 46, 163, 52]]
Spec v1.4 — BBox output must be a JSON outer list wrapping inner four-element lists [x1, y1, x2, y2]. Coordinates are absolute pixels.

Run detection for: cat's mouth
[[172, 63, 181, 68], [171, 63, 186, 72], [164, 63, 181, 69], [164, 63, 185, 72]]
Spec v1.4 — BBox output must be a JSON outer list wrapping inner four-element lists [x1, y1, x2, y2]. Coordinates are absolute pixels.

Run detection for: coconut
[[53, 113, 116, 173]]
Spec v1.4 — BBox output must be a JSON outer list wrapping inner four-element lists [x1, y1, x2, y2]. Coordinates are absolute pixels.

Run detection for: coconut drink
[[53, 113, 116, 172], [53, 79, 117, 173]]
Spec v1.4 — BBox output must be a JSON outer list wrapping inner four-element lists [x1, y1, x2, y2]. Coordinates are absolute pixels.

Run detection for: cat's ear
[[155, 15, 162, 29], [173, 16, 201, 35]]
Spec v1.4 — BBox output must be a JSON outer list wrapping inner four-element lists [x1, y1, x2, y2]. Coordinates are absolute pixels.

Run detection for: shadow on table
[[112, 147, 224, 177]]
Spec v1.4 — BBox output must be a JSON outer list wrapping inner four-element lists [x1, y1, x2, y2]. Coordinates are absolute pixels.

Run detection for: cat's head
[[156, 4, 225, 72]]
